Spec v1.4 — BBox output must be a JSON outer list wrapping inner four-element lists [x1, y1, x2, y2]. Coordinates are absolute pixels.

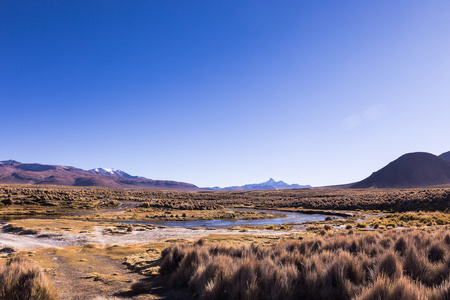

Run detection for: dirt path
[[34, 248, 154, 300]]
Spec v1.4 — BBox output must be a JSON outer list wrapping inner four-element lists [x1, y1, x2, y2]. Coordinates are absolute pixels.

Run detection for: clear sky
[[1, 1, 450, 187]]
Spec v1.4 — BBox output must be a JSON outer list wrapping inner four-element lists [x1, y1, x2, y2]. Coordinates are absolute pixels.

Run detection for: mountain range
[[2, 149, 450, 190], [0, 160, 198, 191], [205, 178, 311, 191]]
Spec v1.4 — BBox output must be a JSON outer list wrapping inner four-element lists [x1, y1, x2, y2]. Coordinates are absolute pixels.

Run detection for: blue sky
[[1, 1, 450, 187]]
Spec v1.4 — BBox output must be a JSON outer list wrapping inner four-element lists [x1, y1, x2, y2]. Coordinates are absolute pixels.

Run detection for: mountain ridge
[[0, 160, 198, 191], [440, 151, 450, 161], [351, 152, 450, 188], [205, 178, 311, 191]]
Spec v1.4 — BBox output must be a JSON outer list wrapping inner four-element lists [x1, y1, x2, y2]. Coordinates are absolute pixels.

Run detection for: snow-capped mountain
[[0, 160, 18, 165], [89, 168, 140, 179], [0, 160, 199, 190], [205, 178, 311, 191]]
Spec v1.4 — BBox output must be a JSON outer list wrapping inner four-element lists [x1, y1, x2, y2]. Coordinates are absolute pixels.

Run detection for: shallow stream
[[121, 208, 339, 228]]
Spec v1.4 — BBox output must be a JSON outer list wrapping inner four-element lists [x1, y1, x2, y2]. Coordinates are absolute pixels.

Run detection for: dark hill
[[352, 152, 450, 188], [0, 160, 198, 191], [440, 151, 450, 161]]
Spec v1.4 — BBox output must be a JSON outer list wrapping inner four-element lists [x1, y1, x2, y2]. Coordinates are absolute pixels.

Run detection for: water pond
[[121, 208, 340, 229]]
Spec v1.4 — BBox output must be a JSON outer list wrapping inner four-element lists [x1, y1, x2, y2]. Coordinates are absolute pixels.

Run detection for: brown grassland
[[156, 229, 450, 300], [0, 184, 449, 299], [1, 185, 449, 215]]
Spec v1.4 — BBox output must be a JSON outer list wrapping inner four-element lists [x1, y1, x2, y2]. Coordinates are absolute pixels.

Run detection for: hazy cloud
[[343, 114, 362, 129], [363, 104, 386, 121], [343, 104, 386, 129]]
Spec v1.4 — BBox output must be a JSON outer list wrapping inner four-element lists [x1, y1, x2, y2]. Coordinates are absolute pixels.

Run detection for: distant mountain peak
[[89, 167, 138, 179], [0, 160, 19, 165], [352, 152, 450, 188], [205, 178, 310, 191], [91, 167, 117, 175]]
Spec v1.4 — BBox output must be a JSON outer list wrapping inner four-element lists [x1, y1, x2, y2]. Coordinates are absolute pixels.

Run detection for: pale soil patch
[[0, 224, 298, 252], [0, 231, 71, 250]]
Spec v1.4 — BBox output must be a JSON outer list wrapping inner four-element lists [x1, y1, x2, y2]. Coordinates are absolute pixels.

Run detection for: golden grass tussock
[[357, 275, 428, 300], [157, 229, 450, 300], [0, 255, 58, 300]]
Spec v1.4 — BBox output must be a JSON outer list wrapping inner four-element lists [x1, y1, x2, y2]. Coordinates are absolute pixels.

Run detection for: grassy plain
[[0, 184, 449, 299]]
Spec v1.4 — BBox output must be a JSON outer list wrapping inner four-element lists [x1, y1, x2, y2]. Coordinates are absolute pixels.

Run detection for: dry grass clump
[[372, 211, 450, 228], [123, 249, 161, 276], [0, 255, 58, 300], [357, 276, 428, 300], [158, 230, 450, 300]]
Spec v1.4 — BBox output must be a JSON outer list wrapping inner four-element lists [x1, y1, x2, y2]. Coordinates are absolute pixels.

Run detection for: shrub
[[0, 256, 58, 300], [378, 251, 402, 279], [356, 223, 367, 228], [130, 280, 150, 294], [394, 236, 407, 255], [428, 244, 445, 263]]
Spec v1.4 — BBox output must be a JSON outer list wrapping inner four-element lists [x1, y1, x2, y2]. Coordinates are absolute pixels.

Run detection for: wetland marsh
[[0, 185, 449, 299]]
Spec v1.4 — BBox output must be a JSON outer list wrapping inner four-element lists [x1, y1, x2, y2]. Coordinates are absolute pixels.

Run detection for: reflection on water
[[0, 208, 342, 229], [122, 208, 336, 228]]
